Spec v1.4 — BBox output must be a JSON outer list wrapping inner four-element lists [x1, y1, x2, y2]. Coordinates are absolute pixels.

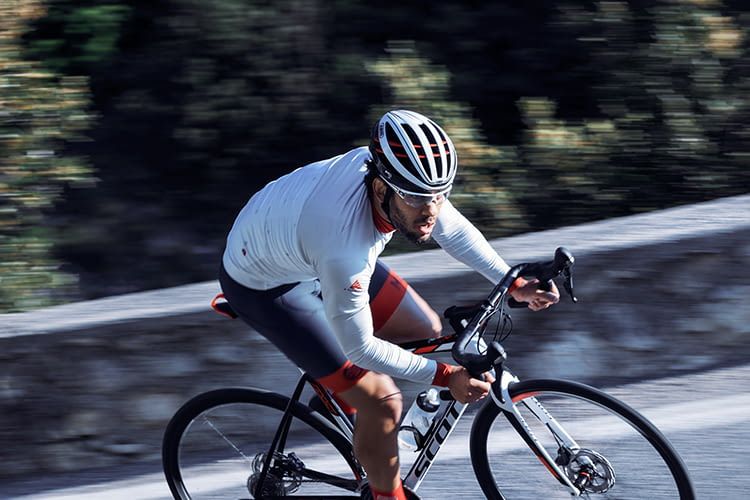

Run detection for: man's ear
[[372, 177, 387, 203]]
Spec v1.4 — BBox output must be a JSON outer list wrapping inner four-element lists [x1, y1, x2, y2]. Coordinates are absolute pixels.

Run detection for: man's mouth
[[417, 220, 435, 235]]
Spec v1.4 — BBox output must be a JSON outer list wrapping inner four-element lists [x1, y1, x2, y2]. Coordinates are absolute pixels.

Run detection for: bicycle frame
[[253, 321, 587, 497], [251, 332, 468, 496], [399, 335, 468, 491], [253, 371, 364, 496], [402, 336, 584, 495], [171, 248, 695, 499]]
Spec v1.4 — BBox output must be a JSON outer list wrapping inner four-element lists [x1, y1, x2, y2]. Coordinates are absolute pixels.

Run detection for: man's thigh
[[368, 260, 442, 343], [220, 266, 350, 381]]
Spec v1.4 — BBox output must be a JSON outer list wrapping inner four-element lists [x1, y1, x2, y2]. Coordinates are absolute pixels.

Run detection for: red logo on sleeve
[[347, 280, 363, 292]]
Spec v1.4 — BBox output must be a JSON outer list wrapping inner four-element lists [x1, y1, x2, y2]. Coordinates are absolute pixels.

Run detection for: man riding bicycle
[[219, 110, 559, 500]]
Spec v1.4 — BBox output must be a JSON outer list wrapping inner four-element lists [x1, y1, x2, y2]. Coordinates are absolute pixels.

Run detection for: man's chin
[[391, 215, 433, 245], [406, 231, 433, 246]]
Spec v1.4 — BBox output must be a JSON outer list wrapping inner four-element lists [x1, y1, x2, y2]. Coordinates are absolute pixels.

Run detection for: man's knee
[[424, 307, 443, 338], [340, 373, 402, 424], [410, 305, 443, 339], [379, 288, 444, 341], [373, 388, 403, 425], [360, 374, 402, 423]]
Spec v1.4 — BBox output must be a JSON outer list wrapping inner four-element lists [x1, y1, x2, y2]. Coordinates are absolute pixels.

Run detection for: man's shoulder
[[304, 146, 369, 170]]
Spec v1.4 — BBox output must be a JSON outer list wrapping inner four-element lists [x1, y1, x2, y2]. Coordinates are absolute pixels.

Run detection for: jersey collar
[[371, 196, 395, 233]]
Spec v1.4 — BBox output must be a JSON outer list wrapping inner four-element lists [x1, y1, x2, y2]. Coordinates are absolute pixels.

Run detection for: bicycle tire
[[163, 387, 361, 499], [470, 379, 695, 499]]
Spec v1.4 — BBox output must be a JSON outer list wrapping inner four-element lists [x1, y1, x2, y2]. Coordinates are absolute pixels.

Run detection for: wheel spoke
[[200, 414, 254, 464]]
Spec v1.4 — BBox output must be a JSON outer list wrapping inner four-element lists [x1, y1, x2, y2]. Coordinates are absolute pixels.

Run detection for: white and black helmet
[[369, 110, 457, 194]]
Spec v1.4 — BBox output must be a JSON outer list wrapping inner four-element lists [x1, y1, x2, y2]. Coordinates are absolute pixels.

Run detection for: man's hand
[[510, 278, 560, 311], [448, 366, 495, 404]]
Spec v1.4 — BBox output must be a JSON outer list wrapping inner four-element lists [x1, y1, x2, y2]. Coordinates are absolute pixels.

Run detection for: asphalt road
[[3, 362, 749, 500]]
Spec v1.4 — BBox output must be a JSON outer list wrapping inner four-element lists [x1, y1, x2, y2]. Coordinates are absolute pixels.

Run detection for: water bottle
[[397, 387, 442, 451]]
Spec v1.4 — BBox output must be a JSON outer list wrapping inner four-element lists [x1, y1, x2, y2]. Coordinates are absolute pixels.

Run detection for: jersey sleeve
[[432, 199, 511, 284], [317, 257, 438, 384]]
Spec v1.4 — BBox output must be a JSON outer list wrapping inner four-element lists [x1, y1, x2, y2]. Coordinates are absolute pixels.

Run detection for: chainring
[[247, 451, 303, 497]]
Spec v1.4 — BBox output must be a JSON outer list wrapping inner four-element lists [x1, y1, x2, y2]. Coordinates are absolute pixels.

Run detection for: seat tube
[[255, 373, 309, 496]]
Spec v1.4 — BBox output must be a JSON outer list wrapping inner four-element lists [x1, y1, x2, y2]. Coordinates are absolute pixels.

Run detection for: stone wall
[[1, 194, 748, 480]]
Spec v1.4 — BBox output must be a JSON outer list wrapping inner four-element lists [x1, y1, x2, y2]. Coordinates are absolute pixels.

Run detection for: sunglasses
[[379, 176, 451, 208]]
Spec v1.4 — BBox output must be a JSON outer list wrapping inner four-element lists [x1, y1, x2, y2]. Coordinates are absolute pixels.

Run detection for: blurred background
[[2, 0, 750, 313], [3, 1, 750, 497]]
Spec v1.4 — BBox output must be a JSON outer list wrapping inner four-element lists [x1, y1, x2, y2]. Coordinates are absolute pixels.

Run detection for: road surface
[[3, 362, 749, 499]]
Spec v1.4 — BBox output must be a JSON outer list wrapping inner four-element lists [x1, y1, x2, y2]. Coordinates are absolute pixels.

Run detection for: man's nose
[[421, 200, 439, 217]]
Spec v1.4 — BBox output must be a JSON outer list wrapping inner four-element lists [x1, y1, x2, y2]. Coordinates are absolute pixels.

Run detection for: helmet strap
[[367, 171, 395, 224]]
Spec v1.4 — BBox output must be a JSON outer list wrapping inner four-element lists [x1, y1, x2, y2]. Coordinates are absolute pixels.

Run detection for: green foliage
[[16, 0, 380, 299], [0, 0, 95, 312], [512, 0, 750, 228], [8, 0, 750, 309], [25, 2, 131, 73]]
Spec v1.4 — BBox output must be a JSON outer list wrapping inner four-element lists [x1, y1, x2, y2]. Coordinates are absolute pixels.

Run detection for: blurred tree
[[11, 0, 750, 307], [24, 0, 380, 298], [513, 0, 750, 228], [24, 2, 130, 74], [0, 0, 95, 312]]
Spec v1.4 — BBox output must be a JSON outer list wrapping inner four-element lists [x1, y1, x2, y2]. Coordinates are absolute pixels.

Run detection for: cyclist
[[219, 110, 559, 500]]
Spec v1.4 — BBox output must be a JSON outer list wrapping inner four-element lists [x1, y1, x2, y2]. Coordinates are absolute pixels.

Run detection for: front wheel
[[470, 379, 695, 499], [162, 387, 362, 499]]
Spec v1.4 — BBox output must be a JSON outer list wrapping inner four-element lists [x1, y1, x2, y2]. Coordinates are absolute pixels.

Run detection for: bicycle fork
[[490, 369, 586, 497]]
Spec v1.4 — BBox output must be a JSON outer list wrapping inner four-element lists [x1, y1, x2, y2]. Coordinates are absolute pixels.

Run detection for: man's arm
[[317, 258, 448, 385], [433, 200, 559, 309], [432, 200, 511, 283]]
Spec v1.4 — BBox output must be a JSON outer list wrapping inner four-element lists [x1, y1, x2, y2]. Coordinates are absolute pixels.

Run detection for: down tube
[[403, 399, 468, 491]]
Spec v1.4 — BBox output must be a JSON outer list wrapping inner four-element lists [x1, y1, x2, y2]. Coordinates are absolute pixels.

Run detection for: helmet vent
[[401, 126, 431, 176], [420, 124, 447, 181]]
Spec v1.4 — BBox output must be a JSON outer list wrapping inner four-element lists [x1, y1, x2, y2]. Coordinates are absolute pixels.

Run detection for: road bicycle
[[162, 247, 696, 499]]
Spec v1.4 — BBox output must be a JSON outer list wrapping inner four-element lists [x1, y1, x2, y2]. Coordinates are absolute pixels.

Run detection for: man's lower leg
[[353, 394, 404, 497]]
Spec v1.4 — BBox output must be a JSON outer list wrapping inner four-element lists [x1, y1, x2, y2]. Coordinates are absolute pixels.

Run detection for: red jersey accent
[[317, 360, 368, 393], [509, 277, 528, 294], [371, 198, 395, 233], [370, 269, 408, 332], [348, 280, 363, 291], [432, 361, 455, 387]]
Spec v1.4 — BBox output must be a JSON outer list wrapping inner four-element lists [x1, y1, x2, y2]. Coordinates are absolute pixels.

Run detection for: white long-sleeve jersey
[[223, 147, 511, 384]]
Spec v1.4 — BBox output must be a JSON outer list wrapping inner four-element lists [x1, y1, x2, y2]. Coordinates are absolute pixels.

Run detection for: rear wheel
[[470, 379, 695, 499], [163, 387, 362, 499]]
